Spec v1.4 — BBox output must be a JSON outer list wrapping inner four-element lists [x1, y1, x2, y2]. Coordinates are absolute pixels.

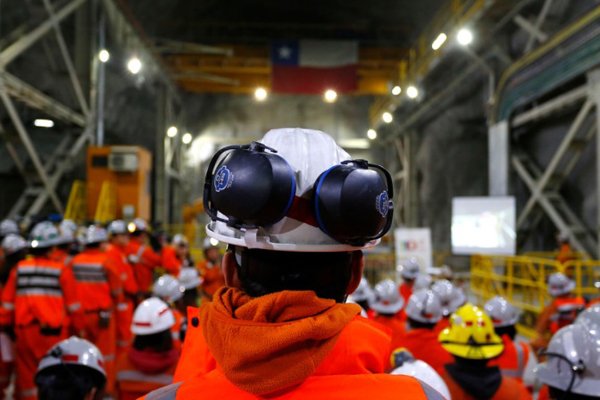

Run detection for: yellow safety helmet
[[438, 303, 504, 360]]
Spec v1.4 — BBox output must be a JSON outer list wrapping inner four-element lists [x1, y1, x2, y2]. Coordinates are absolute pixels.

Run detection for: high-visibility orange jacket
[[396, 327, 453, 376], [146, 288, 442, 399], [116, 349, 178, 400], [1, 256, 84, 331], [126, 238, 162, 293], [372, 313, 406, 352], [48, 248, 73, 267], [441, 369, 532, 400], [537, 385, 550, 400], [399, 282, 413, 303], [197, 260, 224, 299], [106, 243, 137, 348], [173, 307, 217, 382], [162, 245, 182, 276], [172, 308, 183, 350], [532, 296, 585, 351], [556, 243, 575, 265], [489, 335, 530, 381]]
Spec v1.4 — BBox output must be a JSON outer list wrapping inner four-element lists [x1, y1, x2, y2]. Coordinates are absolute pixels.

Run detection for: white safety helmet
[[405, 289, 443, 324], [349, 277, 375, 303], [535, 324, 600, 397], [29, 221, 60, 249], [548, 272, 576, 297], [153, 274, 185, 303], [390, 349, 451, 400], [131, 297, 175, 335], [178, 268, 202, 290], [107, 220, 127, 235], [173, 234, 189, 247], [206, 128, 384, 252], [575, 304, 600, 336], [369, 279, 404, 315], [413, 273, 432, 291], [0, 219, 19, 237], [432, 280, 466, 317], [484, 296, 520, 327], [56, 219, 77, 245], [84, 225, 108, 245], [37, 336, 106, 377], [399, 258, 420, 281], [1, 234, 27, 256], [128, 218, 148, 233]]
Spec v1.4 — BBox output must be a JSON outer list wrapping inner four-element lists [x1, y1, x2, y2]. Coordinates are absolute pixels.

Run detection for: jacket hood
[[200, 287, 360, 395]]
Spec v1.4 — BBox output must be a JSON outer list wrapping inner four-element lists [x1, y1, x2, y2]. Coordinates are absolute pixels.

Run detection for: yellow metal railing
[[94, 181, 117, 224], [64, 180, 87, 223]]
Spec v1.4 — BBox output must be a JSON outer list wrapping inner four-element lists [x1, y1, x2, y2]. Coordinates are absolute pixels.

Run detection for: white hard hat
[[0, 219, 19, 237], [130, 218, 148, 233], [173, 234, 189, 247], [107, 220, 127, 235], [206, 128, 383, 252], [548, 272, 576, 297], [349, 277, 375, 303], [131, 297, 175, 335], [84, 225, 108, 245], [399, 258, 420, 280], [390, 349, 450, 400], [37, 336, 106, 377], [432, 280, 466, 317], [56, 219, 77, 245], [575, 304, 600, 336], [484, 296, 520, 327], [178, 268, 202, 290], [153, 274, 185, 303], [29, 221, 60, 248], [405, 289, 443, 324], [1, 234, 27, 256], [413, 273, 432, 291], [535, 324, 600, 396], [369, 279, 404, 314]]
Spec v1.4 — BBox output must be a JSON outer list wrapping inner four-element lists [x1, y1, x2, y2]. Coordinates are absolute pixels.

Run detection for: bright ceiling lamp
[[98, 49, 110, 63], [127, 57, 142, 74], [182, 132, 193, 144], [406, 85, 419, 99], [382, 112, 393, 124], [391, 86, 402, 96], [432, 33, 447, 50], [167, 126, 178, 138], [367, 129, 377, 140], [324, 89, 338, 103], [254, 87, 268, 101], [457, 28, 474, 46], [34, 118, 54, 128]]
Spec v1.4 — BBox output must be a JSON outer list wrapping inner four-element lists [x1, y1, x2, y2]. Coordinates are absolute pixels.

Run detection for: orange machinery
[[86, 146, 152, 220]]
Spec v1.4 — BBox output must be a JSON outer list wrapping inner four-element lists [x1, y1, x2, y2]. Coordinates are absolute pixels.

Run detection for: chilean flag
[[271, 40, 358, 94]]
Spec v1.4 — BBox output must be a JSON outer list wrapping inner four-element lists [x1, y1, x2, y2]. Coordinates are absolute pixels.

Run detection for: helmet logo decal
[[214, 165, 234, 192], [375, 191, 390, 218]]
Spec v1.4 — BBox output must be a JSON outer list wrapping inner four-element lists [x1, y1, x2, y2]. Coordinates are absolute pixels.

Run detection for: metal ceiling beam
[[524, 0, 554, 52], [511, 85, 588, 128], [514, 14, 549, 44]]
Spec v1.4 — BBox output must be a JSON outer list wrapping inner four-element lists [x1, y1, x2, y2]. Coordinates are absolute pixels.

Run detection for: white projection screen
[[451, 197, 516, 255]]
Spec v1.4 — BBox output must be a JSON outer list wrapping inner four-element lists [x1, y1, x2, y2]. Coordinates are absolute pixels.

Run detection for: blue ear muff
[[313, 160, 393, 245], [204, 142, 296, 228]]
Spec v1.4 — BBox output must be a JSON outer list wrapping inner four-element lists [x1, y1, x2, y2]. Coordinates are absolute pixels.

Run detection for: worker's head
[[431, 279, 466, 317], [484, 296, 520, 340], [1, 234, 27, 264], [412, 273, 432, 291], [548, 272, 576, 298], [203, 128, 393, 302], [107, 220, 129, 247], [348, 276, 375, 311], [0, 219, 19, 240], [535, 323, 600, 399], [398, 258, 420, 282], [202, 237, 220, 263], [369, 279, 404, 316], [178, 268, 202, 309], [83, 225, 108, 250], [35, 336, 106, 400], [173, 234, 190, 259], [55, 219, 77, 251], [131, 297, 175, 352], [438, 303, 504, 362], [557, 231, 570, 244], [28, 221, 60, 256], [152, 275, 185, 306], [405, 289, 442, 329], [128, 218, 148, 238]]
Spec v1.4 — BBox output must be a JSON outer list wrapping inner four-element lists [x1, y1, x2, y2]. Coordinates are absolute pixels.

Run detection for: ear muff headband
[[203, 142, 296, 228]]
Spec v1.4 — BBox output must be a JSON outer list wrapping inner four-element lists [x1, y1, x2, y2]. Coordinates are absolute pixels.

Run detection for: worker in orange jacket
[[152, 274, 186, 349], [369, 279, 406, 352], [125, 218, 162, 296], [196, 238, 224, 300], [1, 221, 85, 400], [398, 258, 420, 303], [432, 279, 467, 333], [143, 129, 442, 399], [485, 296, 530, 382], [397, 289, 452, 376], [162, 234, 194, 278], [439, 304, 531, 399], [69, 225, 126, 396], [555, 232, 576, 265], [106, 220, 138, 350], [116, 297, 179, 400], [531, 272, 585, 353]]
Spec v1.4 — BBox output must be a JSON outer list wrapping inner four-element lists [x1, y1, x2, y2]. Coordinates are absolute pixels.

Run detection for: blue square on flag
[[271, 41, 299, 66]]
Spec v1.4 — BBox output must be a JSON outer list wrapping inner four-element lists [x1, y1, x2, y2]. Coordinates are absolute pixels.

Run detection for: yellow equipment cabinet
[[86, 146, 152, 221]]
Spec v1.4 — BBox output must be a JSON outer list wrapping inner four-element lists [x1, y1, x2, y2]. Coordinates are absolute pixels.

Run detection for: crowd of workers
[[0, 127, 598, 399]]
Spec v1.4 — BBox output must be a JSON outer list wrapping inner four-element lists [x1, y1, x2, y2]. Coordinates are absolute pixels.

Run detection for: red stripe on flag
[[272, 65, 357, 94]]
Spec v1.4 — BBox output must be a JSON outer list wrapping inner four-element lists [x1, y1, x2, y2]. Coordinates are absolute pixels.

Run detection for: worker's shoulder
[[495, 376, 532, 399]]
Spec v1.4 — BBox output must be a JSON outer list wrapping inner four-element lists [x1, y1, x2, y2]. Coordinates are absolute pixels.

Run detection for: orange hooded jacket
[[396, 327, 453, 376]]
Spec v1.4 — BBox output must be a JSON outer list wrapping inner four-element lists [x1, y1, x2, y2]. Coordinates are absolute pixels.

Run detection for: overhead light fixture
[[367, 129, 377, 140], [127, 57, 142, 74], [406, 85, 419, 99], [324, 89, 337, 103], [432, 33, 448, 50], [457, 28, 474, 46], [34, 118, 54, 128], [382, 112, 393, 124], [254, 87, 268, 101], [391, 86, 402, 96], [127, 222, 136, 233], [182, 132, 193, 144], [98, 49, 110, 63], [167, 126, 178, 138]]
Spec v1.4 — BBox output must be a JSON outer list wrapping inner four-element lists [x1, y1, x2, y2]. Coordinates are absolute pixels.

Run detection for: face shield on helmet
[[398, 258, 420, 281], [36, 336, 106, 377], [178, 268, 202, 290], [348, 277, 375, 303], [0, 219, 19, 237], [390, 348, 450, 400], [535, 324, 600, 397], [29, 221, 60, 249], [438, 303, 504, 360], [153, 275, 185, 303], [131, 297, 175, 335], [548, 272, 576, 297], [1, 234, 27, 256], [484, 296, 520, 328], [405, 289, 443, 324], [204, 128, 394, 252], [369, 279, 404, 315]]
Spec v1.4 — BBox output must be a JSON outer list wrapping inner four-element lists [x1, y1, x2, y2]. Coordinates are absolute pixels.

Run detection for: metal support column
[[404, 131, 419, 227], [587, 69, 600, 257], [154, 86, 168, 224]]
